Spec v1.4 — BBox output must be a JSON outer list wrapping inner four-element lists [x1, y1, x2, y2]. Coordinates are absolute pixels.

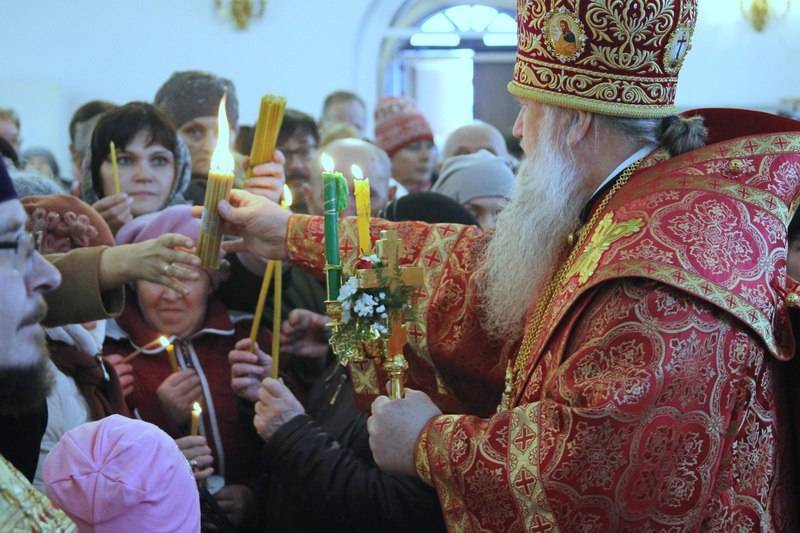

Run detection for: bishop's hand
[[367, 387, 441, 479], [191, 189, 291, 261]]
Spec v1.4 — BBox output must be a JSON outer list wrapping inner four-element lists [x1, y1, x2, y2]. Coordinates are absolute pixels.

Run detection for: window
[[410, 4, 517, 48]]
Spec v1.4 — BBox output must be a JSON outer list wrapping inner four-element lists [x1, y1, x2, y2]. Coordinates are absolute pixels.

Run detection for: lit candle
[[109, 141, 121, 195], [197, 95, 235, 270], [321, 153, 349, 301], [158, 336, 179, 372], [190, 401, 202, 436], [351, 164, 371, 256]]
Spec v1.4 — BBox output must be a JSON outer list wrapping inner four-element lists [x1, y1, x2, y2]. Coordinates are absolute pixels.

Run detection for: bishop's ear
[[566, 110, 593, 148]]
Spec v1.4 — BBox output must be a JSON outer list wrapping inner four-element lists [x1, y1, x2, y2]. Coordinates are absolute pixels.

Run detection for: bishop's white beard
[[482, 117, 593, 341]]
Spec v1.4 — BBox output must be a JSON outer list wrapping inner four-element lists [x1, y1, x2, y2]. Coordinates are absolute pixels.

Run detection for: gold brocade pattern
[[564, 211, 643, 284], [510, 0, 699, 117], [507, 131, 800, 409], [0, 455, 75, 532], [287, 215, 493, 412], [504, 161, 643, 410]]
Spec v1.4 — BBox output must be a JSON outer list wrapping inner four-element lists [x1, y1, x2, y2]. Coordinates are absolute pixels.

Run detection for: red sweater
[[103, 295, 270, 485]]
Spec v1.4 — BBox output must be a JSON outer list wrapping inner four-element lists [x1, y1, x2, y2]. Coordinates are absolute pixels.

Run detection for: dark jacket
[[254, 362, 445, 533], [104, 293, 268, 485]]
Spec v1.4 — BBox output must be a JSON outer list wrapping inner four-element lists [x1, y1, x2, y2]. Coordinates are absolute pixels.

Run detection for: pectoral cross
[[356, 229, 423, 398]]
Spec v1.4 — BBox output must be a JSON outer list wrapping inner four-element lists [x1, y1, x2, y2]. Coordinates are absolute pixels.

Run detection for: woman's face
[[100, 130, 175, 216], [136, 267, 210, 338], [391, 140, 436, 194]]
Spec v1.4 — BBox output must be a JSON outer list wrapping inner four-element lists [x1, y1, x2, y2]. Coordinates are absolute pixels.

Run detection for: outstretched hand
[[229, 338, 271, 403], [280, 309, 331, 360], [99, 233, 201, 295]]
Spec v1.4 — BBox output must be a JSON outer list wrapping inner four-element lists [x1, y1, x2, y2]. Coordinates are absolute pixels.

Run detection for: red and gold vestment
[[287, 111, 800, 531]]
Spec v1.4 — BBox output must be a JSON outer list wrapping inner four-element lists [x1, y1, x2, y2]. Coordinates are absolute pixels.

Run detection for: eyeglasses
[[280, 145, 317, 163], [0, 232, 38, 273]]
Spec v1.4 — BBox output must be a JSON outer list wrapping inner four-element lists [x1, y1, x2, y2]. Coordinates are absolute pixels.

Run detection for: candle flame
[[158, 336, 170, 349], [192, 401, 203, 415], [281, 184, 293, 208], [320, 152, 334, 172], [210, 94, 234, 174], [351, 164, 364, 181]]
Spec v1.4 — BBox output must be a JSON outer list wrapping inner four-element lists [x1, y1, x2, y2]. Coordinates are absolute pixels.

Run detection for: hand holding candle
[[352, 164, 372, 256], [197, 94, 235, 270]]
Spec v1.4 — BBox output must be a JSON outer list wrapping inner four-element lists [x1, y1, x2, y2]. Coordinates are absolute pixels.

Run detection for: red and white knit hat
[[374, 96, 434, 157]]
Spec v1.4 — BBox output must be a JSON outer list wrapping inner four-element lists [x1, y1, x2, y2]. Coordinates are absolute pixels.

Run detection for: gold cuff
[[414, 417, 436, 485]]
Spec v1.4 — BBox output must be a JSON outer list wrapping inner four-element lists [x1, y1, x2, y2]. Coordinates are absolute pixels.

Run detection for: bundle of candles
[[247, 94, 288, 379], [197, 94, 236, 270]]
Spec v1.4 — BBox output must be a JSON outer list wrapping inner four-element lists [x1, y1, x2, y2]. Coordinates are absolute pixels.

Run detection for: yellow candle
[[109, 141, 121, 195], [157, 336, 180, 372], [190, 402, 202, 436], [271, 260, 282, 379], [197, 95, 235, 270], [270, 186, 292, 379], [249, 260, 275, 349], [352, 164, 371, 256]]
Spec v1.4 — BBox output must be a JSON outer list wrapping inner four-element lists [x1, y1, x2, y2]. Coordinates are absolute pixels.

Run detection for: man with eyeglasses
[[277, 109, 319, 215], [0, 159, 75, 530]]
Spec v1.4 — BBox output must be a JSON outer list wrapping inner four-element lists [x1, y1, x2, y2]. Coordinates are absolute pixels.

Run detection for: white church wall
[[0, 0, 798, 177]]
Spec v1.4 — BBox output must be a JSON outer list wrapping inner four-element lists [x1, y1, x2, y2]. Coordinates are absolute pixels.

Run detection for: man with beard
[[201, 0, 800, 529], [0, 160, 74, 529]]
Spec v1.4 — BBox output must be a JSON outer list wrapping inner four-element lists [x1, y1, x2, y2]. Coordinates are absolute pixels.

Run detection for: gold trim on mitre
[[507, 80, 678, 118], [509, 0, 698, 119]]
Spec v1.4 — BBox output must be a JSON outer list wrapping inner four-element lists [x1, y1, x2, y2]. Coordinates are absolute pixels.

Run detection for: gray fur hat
[[154, 70, 239, 129]]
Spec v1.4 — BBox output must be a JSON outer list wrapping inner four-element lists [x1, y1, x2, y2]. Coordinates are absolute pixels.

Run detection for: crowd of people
[[0, 62, 516, 532], [1, 0, 800, 531]]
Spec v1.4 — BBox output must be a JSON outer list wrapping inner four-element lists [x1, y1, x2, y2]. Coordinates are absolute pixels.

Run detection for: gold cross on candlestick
[[355, 230, 423, 398]]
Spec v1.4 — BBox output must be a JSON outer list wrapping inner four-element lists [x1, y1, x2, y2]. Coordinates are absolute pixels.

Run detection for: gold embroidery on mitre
[[565, 211, 644, 285]]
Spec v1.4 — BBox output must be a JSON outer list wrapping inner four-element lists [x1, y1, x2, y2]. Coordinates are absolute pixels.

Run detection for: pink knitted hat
[[374, 96, 434, 157], [43, 415, 200, 533], [116, 204, 199, 246]]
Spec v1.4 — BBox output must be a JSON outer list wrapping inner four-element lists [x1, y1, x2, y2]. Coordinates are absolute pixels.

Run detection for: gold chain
[[500, 161, 642, 410]]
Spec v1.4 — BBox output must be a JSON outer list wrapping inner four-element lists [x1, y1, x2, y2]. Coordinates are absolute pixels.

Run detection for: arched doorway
[[356, 1, 517, 142]]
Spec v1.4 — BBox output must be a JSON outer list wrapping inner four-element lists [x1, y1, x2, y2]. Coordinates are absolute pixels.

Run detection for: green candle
[[321, 153, 349, 300]]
